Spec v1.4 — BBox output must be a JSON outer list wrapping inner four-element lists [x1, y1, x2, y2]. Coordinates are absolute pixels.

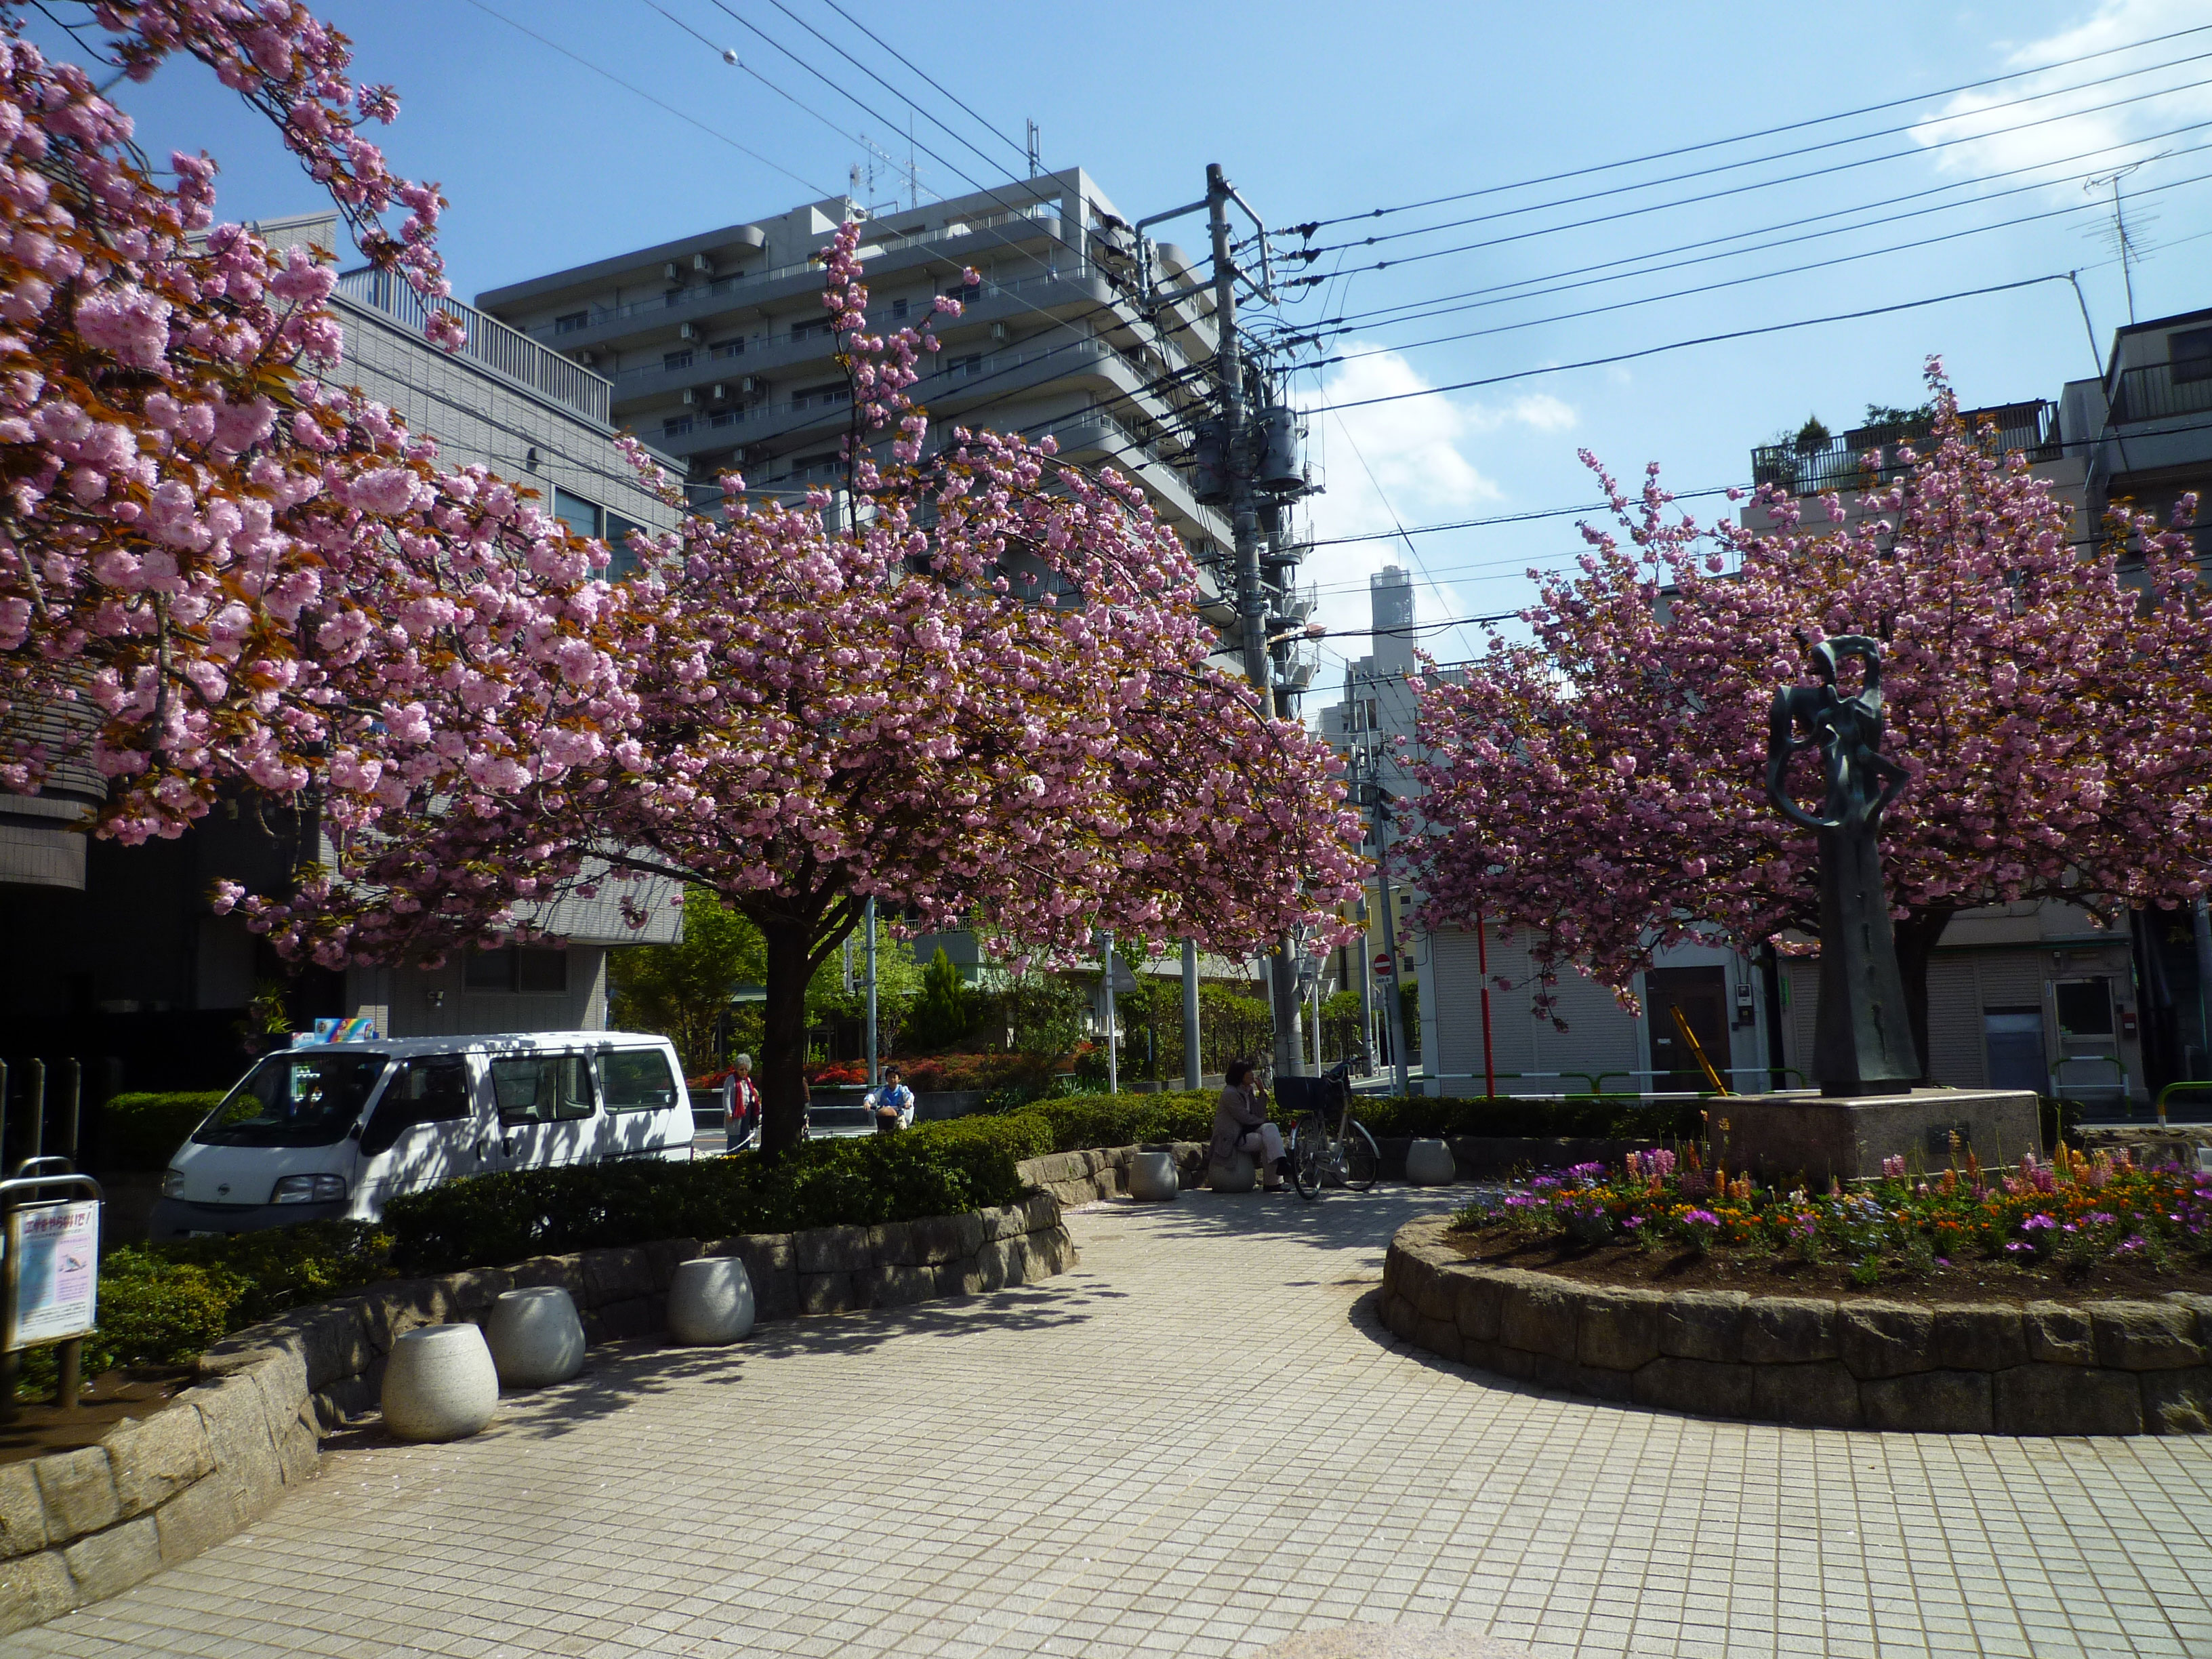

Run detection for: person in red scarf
[[724, 1054, 762, 1153]]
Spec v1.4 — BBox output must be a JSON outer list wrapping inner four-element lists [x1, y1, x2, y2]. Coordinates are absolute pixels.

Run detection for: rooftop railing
[[336, 268, 613, 424], [2109, 359, 2212, 424], [1748, 400, 2059, 496]]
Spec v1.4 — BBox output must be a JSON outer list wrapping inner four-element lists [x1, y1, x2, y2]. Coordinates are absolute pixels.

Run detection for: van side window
[[490, 1056, 597, 1126], [600, 1049, 679, 1112], [360, 1057, 472, 1156]]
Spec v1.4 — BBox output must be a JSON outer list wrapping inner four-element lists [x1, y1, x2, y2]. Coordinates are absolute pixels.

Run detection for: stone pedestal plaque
[[1715, 1088, 2041, 1183]]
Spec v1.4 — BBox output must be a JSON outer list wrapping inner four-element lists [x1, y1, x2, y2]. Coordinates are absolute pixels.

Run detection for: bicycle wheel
[[1341, 1120, 1380, 1191], [1291, 1112, 1330, 1199]]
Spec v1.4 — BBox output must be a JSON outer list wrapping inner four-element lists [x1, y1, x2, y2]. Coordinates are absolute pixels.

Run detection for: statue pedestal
[[1715, 1089, 2042, 1183]]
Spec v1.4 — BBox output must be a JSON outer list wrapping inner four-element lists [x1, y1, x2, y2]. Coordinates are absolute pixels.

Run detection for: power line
[[1305, 274, 2076, 417], [1284, 68, 2212, 289], [762, 0, 1017, 186], [1277, 119, 2212, 344], [816, 0, 1031, 169], [459, 0, 835, 198], [1304, 163, 2212, 373], [1300, 20, 2212, 232]]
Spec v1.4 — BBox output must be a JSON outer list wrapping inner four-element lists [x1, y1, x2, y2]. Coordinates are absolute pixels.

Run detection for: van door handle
[[501, 1134, 516, 1156]]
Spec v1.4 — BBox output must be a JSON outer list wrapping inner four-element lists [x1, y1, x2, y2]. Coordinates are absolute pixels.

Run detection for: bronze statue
[[1766, 635, 1921, 1095]]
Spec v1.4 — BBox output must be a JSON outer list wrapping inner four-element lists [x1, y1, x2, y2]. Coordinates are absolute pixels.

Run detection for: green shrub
[[382, 1127, 1027, 1275], [95, 1090, 222, 1170]]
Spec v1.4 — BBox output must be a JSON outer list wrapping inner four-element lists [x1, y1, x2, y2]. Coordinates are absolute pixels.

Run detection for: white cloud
[[1290, 344, 1576, 682], [1911, 0, 2212, 190]]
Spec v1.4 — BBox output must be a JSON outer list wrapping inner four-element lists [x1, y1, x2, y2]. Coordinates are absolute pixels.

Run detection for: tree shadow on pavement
[[372, 1273, 1128, 1444]]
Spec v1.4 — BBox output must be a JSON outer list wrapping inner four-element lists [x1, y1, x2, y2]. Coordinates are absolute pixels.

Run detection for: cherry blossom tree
[[237, 226, 1366, 1150], [0, 1, 628, 853], [1406, 362, 2209, 1069]]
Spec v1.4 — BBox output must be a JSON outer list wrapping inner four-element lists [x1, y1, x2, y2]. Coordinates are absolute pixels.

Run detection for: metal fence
[[336, 268, 613, 425], [2109, 360, 2212, 424], [1750, 401, 2059, 496]]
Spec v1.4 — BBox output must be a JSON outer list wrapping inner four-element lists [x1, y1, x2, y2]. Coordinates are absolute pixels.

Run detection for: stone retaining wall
[[1382, 1216, 2212, 1437], [0, 1185, 1080, 1634], [1019, 1142, 1208, 1206]]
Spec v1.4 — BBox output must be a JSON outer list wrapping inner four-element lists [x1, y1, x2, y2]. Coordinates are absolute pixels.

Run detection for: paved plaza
[[9, 1188, 2212, 1658]]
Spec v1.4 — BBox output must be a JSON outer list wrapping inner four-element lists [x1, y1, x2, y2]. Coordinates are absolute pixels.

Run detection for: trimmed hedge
[[382, 1122, 1025, 1276], [94, 1090, 221, 1171]]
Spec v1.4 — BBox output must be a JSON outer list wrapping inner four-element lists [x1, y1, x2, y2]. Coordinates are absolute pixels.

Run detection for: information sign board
[[5, 1200, 100, 1352]]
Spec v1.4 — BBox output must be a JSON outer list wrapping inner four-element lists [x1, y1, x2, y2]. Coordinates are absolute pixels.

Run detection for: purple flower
[[2005, 1241, 2034, 1255], [1683, 1208, 1720, 1227], [2020, 1214, 2056, 1231]]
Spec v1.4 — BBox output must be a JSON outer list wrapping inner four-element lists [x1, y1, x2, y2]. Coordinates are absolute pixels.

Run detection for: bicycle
[[1280, 1060, 1380, 1199]]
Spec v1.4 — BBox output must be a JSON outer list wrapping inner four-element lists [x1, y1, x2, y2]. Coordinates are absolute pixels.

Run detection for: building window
[[790, 318, 833, 344], [943, 281, 981, 304], [710, 338, 744, 359], [891, 298, 909, 321], [943, 353, 983, 379], [663, 348, 695, 372], [2173, 327, 2212, 385], [663, 413, 694, 438], [709, 406, 743, 428], [464, 947, 569, 994], [605, 511, 643, 579], [554, 310, 590, 334], [552, 487, 600, 537]]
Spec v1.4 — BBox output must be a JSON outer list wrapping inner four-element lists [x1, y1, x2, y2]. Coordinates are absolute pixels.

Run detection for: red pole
[[1476, 910, 1496, 1099]]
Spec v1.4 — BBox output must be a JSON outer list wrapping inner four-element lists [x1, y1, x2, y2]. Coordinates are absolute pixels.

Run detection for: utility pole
[[1101, 931, 1119, 1095], [864, 896, 879, 1089], [1204, 161, 1307, 1082], [1182, 937, 1202, 1090], [1370, 784, 1411, 1099]]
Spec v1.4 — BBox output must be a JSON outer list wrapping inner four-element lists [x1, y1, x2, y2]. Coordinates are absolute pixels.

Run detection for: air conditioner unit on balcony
[[662, 260, 680, 281], [692, 253, 714, 274], [741, 375, 763, 394], [678, 322, 698, 341], [989, 322, 1009, 342], [710, 384, 729, 402], [681, 388, 697, 405]]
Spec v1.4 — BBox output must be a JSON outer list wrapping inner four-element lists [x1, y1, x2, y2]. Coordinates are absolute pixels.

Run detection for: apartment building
[[474, 167, 1251, 630], [0, 213, 682, 1089]]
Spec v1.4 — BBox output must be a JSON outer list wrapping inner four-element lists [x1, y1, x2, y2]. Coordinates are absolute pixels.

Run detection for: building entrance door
[[1646, 966, 1729, 1094]]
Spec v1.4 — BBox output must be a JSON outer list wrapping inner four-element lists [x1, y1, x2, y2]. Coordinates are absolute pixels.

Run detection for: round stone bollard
[[667, 1256, 756, 1345], [1208, 1150, 1257, 1193], [484, 1286, 586, 1389], [1404, 1139, 1457, 1187], [382, 1323, 499, 1442], [1128, 1149, 1180, 1202]]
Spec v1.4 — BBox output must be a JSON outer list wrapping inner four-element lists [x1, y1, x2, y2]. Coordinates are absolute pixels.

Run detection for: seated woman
[[1210, 1059, 1287, 1192]]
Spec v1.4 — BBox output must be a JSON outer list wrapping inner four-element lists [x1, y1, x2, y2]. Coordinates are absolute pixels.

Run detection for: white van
[[148, 1031, 694, 1238]]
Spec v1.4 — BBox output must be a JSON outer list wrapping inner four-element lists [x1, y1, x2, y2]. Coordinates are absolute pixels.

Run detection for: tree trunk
[[1891, 905, 1957, 1086], [756, 914, 815, 1157]]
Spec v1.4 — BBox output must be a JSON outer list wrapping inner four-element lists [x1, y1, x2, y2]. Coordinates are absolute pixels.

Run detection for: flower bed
[[1456, 1145, 2212, 1292]]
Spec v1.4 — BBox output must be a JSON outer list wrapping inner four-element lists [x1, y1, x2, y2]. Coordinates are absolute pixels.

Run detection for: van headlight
[[270, 1174, 348, 1204], [160, 1168, 186, 1199]]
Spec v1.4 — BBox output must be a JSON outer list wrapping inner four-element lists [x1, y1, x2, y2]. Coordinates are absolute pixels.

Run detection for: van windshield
[[192, 1052, 391, 1148]]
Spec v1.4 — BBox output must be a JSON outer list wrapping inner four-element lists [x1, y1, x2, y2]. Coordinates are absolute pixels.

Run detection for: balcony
[[2109, 359, 2212, 424], [335, 268, 613, 425], [1749, 400, 2059, 497]]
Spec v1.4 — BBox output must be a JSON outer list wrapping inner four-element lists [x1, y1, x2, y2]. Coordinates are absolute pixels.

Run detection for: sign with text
[[6, 1200, 100, 1351]]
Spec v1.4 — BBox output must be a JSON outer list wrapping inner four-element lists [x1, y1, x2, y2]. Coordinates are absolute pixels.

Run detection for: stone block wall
[[1021, 1142, 1209, 1207], [1382, 1216, 2212, 1437], [0, 1185, 1080, 1634]]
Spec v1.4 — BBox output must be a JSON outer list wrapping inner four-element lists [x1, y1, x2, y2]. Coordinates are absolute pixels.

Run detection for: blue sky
[[35, 0, 2212, 684]]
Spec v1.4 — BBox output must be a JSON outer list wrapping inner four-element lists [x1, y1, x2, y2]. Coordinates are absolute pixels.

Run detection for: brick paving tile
[[3, 1187, 2209, 1657]]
